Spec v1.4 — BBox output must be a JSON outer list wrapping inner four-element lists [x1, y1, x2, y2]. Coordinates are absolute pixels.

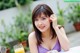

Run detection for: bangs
[[33, 6, 52, 19], [34, 8, 48, 18]]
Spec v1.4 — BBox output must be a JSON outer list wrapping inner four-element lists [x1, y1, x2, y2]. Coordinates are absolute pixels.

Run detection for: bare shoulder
[[28, 32, 38, 53], [28, 31, 37, 43], [28, 31, 35, 38]]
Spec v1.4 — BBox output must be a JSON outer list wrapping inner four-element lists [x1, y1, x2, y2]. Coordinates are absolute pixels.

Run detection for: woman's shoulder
[[28, 31, 36, 39], [29, 31, 35, 36], [28, 31, 37, 42]]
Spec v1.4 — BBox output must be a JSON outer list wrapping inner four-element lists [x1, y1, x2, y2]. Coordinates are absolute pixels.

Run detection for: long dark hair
[[32, 4, 57, 45]]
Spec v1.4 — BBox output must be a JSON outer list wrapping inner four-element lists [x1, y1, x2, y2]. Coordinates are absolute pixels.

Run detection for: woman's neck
[[42, 28, 52, 38]]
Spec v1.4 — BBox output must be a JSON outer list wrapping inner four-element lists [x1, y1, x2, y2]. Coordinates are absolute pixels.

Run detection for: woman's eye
[[35, 19, 38, 21], [42, 17, 46, 20]]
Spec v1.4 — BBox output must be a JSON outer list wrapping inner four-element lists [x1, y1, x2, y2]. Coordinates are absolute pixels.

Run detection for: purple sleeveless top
[[37, 39, 61, 53]]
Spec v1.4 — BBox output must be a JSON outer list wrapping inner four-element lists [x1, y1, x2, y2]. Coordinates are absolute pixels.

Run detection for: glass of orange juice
[[13, 44, 25, 53]]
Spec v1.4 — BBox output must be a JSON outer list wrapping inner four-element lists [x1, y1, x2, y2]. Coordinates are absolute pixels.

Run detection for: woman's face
[[34, 13, 51, 32]]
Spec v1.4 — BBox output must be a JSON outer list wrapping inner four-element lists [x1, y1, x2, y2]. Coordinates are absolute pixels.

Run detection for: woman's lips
[[39, 26, 45, 29]]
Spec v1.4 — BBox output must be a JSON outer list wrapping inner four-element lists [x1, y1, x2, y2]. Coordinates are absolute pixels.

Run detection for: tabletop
[[60, 46, 80, 53]]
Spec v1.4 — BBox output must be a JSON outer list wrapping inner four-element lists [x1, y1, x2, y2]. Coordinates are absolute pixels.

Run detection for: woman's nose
[[38, 22, 42, 25], [38, 21, 42, 25]]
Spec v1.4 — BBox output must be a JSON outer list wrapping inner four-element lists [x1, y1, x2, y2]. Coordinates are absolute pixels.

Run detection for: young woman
[[28, 4, 70, 53]]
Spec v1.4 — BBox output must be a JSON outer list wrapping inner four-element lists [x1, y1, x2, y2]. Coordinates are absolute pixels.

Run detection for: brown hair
[[32, 4, 57, 45]]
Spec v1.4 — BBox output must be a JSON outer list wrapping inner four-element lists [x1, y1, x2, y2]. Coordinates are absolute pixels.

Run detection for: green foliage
[[13, 9, 32, 42], [0, 9, 32, 48], [14, 10, 32, 33], [0, 32, 10, 48], [67, 3, 80, 24], [57, 1, 65, 26], [0, 1, 32, 52], [57, 16, 64, 26], [15, 30, 29, 42], [0, 19, 10, 48], [10, 48, 14, 53], [0, 0, 32, 10]]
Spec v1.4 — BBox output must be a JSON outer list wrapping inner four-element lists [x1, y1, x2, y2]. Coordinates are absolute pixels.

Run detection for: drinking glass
[[13, 44, 25, 53]]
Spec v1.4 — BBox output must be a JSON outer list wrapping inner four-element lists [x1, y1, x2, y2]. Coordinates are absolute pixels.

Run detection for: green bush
[[14, 10, 32, 33], [0, 10, 32, 51], [67, 3, 80, 24], [57, 1, 65, 26], [0, 0, 32, 10]]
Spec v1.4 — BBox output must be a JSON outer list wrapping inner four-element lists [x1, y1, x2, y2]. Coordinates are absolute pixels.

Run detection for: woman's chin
[[39, 29, 46, 32]]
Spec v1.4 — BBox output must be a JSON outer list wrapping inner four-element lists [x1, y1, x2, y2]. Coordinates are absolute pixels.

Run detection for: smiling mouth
[[39, 26, 45, 29]]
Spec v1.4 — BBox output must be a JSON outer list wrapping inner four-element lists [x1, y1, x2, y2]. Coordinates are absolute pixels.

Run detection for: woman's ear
[[49, 18, 52, 22]]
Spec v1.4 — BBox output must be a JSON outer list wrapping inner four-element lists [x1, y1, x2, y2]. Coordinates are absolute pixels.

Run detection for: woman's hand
[[46, 50, 59, 53], [50, 14, 58, 28]]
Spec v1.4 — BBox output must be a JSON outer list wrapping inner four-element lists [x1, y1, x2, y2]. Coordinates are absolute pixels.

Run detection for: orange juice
[[14, 47, 25, 53]]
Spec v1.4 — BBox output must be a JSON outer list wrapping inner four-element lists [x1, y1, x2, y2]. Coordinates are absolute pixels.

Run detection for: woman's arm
[[28, 32, 38, 53], [50, 14, 70, 51], [54, 26, 70, 51]]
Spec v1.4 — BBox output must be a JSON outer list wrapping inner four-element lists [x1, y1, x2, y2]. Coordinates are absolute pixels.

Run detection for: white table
[[60, 46, 80, 53]]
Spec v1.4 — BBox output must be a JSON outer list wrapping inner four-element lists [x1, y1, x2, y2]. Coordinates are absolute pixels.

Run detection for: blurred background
[[0, 0, 80, 53]]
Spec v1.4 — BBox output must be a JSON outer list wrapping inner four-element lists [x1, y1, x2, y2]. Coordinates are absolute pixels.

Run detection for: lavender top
[[37, 39, 61, 53]]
